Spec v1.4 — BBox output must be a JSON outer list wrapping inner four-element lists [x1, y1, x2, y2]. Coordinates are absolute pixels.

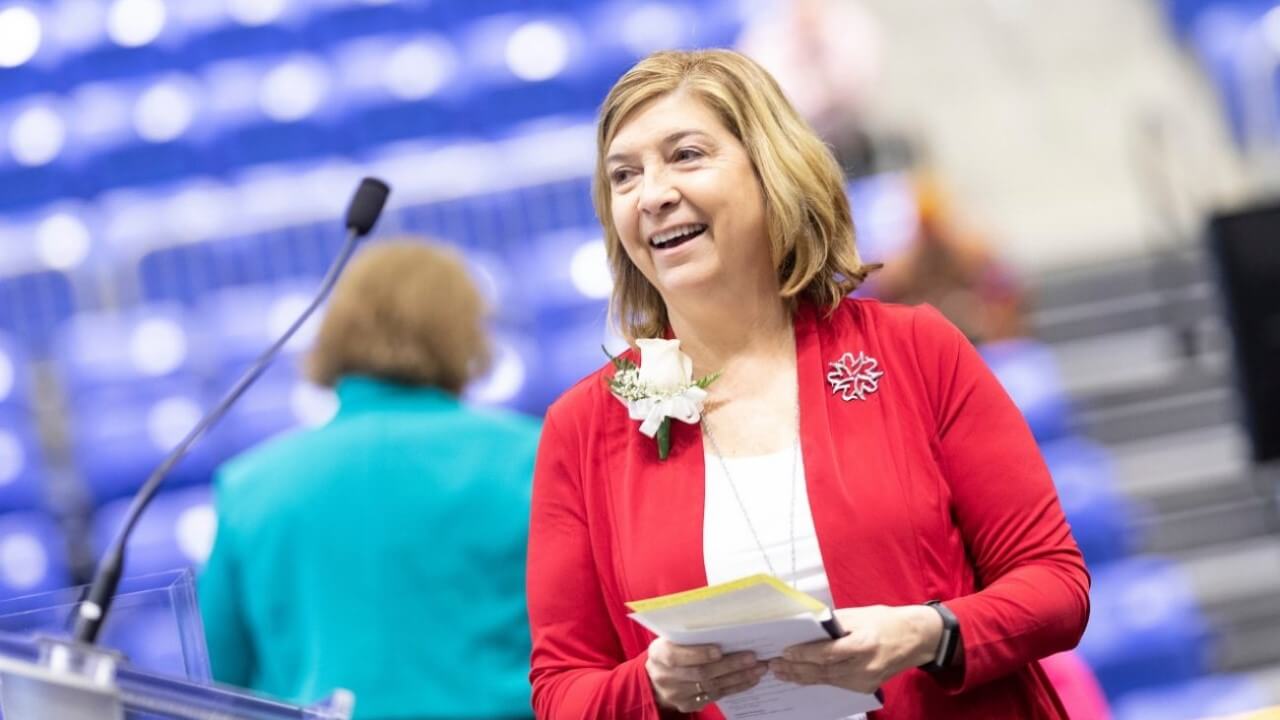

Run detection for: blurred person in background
[[869, 171, 1029, 344], [199, 240, 540, 720], [526, 49, 1089, 719], [737, 3, 1026, 344]]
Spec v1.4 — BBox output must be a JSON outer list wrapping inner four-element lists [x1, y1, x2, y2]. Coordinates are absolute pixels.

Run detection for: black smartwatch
[[919, 600, 960, 673]]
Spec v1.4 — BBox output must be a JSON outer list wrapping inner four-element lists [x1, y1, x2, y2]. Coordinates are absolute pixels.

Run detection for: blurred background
[[0, 0, 1277, 718]]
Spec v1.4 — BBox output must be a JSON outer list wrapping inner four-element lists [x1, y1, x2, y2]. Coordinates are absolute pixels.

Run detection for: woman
[[526, 50, 1089, 719], [200, 241, 539, 719]]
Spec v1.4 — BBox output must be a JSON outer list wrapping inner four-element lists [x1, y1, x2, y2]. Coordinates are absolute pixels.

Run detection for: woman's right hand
[[645, 637, 769, 713]]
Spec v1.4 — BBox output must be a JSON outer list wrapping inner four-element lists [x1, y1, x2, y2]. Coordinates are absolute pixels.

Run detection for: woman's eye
[[674, 148, 702, 162], [610, 169, 634, 185]]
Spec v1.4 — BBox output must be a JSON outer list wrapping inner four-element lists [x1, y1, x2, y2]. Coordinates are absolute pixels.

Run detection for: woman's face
[[604, 91, 771, 302]]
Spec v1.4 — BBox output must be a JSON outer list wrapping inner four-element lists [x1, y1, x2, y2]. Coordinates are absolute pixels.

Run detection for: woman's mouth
[[649, 224, 708, 250]]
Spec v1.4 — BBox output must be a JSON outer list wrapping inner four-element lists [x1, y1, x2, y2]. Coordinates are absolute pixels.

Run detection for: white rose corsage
[[606, 338, 719, 460]]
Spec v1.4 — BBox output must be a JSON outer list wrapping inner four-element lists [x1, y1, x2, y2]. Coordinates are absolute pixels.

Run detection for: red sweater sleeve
[[911, 305, 1091, 691], [527, 401, 664, 719]]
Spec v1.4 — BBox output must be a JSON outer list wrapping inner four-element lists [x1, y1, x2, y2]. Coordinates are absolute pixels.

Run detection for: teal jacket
[[198, 376, 540, 719]]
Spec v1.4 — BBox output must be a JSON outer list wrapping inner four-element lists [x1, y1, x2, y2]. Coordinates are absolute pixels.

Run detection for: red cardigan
[[527, 299, 1090, 719]]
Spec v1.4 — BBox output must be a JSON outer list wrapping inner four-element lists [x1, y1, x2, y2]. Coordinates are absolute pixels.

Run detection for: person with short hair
[[200, 240, 539, 720], [526, 50, 1089, 719]]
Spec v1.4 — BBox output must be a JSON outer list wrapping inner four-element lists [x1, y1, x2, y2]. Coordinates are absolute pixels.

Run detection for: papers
[[627, 575, 882, 720]]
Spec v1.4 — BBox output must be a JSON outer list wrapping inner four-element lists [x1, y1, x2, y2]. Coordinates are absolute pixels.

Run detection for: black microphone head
[[345, 177, 391, 237]]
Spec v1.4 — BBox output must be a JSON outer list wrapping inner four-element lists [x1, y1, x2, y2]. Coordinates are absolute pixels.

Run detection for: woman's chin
[[652, 265, 722, 300]]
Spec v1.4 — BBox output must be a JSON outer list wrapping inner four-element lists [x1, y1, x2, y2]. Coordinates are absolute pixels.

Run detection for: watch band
[[919, 600, 960, 673]]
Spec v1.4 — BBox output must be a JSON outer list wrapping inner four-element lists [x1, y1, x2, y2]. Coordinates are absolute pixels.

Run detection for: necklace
[[702, 405, 801, 588]]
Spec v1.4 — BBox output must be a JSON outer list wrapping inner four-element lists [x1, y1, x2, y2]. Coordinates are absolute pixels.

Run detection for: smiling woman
[[593, 50, 877, 344], [526, 49, 1090, 720]]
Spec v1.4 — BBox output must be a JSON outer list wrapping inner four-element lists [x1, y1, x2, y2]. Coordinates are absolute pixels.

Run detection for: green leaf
[[695, 371, 721, 390], [657, 418, 671, 461], [603, 345, 636, 372]]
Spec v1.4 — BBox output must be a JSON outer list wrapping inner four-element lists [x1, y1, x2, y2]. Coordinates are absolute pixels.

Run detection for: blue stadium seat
[[532, 304, 615, 411], [466, 79, 581, 136], [348, 98, 461, 149], [303, 3, 426, 45], [0, 164, 84, 214], [0, 511, 69, 600], [137, 239, 227, 307], [0, 66, 49, 104], [520, 226, 608, 314], [51, 305, 207, 396], [92, 484, 215, 580], [186, 23, 303, 65], [466, 330, 545, 415], [212, 119, 339, 170], [1041, 436, 1145, 567], [210, 366, 335, 458], [979, 338, 1073, 443], [70, 376, 223, 504], [83, 140, 212, 195], [0, 269, 78, 354], [1078, 556, 1213, 698], [0, 332, 30, 409], [224, 228, 340, 285], [198, 280, 322, 377], [1113, 673, 1273, 720], [0, 409, 48, 513], [62, 45, 178, 85]]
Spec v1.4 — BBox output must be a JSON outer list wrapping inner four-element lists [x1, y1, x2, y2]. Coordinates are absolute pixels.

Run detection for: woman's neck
[[665, 290, 794, 379]]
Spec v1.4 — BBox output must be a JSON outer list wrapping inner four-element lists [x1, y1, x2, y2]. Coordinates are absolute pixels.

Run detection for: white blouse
[[702, 444, 866, 720], [702, 443, 833, 606]]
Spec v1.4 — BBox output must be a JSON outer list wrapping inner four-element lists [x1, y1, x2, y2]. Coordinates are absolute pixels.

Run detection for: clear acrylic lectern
[[0, 569, 354, 719]]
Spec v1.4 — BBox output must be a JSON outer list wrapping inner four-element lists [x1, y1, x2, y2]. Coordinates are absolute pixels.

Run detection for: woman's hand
[[769, 605, 943, 694], [645, 637, 768, 713]]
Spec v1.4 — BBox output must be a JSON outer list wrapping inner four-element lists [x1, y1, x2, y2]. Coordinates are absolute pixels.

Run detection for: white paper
[[630, 612, 881, 720]]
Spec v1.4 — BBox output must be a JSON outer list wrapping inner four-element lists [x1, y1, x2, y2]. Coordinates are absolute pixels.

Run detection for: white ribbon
[[626, 386, 709, 437]]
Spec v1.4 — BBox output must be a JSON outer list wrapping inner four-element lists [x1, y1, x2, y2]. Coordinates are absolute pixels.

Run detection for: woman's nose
[[637, 173, 680, 215]]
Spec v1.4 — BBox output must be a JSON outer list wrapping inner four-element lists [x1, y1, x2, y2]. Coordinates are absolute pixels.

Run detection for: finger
[[673, 687, 714, 714], [701, 664, 768, 696], [659, 642, 723, 668], [783, 634, 872, 665], [772, 658, 880, 693], [714, 670, 768, 700], [770, 659, 831, 685], [664, 651, 758, 682]]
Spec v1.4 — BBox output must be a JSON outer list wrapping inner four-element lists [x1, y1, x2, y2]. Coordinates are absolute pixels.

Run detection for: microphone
[[72, 177, 391, 646]]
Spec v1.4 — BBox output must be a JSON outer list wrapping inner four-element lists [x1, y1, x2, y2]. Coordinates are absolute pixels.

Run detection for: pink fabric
[[1040, 651, 1112, 720]]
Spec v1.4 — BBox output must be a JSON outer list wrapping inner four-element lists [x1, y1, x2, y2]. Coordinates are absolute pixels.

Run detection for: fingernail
[[708, 649, 722, 661], [740, 654, 757, 667]]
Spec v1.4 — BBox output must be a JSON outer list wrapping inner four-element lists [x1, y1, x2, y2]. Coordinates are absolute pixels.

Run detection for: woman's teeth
[[650, 224, 708, 249]]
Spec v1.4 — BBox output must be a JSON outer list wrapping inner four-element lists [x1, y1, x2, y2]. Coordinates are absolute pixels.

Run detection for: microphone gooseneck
[[72, 177, 391, 646]]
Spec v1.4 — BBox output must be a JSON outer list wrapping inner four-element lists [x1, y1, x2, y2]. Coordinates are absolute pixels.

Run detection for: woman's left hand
[[769, 605, 943, 694]]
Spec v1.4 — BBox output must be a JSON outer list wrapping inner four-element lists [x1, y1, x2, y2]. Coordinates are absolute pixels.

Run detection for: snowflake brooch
[[826, 352, 884, 402]]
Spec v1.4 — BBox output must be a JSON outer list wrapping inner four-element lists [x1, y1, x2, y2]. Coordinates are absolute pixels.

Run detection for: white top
[[703, 444, 866, 720], [702, 443, 833, 606]]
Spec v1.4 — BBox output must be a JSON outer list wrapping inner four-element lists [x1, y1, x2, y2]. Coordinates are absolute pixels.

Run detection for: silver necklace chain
[[702, 406, 801, 589]]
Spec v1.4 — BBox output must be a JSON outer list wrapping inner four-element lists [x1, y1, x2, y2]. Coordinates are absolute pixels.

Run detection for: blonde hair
[[593, 49, 879, 342], [305, 239, 491, 393]]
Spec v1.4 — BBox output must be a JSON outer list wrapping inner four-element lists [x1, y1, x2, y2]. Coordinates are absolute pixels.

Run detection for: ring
[[695, 681, 705, 694], [694, 692, 710, 704]]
